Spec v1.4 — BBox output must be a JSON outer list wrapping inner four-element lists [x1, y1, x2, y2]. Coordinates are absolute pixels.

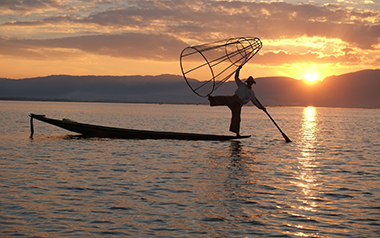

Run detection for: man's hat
[[246, 76, 256, 84]]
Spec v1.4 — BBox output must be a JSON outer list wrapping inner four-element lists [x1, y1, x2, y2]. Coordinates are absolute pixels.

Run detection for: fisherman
[[208, 65, 266, 136]]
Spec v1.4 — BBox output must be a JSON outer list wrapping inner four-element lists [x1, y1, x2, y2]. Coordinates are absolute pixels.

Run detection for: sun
[[304, 72, 318, 83]]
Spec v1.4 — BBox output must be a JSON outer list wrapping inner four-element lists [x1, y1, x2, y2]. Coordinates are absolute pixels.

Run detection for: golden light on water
[[297, 106, 320, 209], [302, 106, 317, 137], [287, 106, 321, 236]]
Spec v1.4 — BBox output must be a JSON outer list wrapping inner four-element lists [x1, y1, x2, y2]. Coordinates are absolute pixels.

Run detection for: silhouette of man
[[208, 65, 266, 136]]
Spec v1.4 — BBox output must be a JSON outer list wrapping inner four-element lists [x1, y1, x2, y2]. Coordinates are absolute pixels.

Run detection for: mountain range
[[0, 69, 379, 108]]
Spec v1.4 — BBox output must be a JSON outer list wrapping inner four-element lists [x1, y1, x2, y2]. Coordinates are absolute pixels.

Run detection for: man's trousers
[[209, 94, 244, 134]]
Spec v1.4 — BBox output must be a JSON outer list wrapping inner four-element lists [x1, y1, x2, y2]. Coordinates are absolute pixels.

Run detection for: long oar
[[256, 98, 292, 143], [264, 109, 291, 143]]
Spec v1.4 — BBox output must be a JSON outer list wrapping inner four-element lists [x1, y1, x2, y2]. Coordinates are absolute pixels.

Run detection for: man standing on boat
[[208, 65, 266, 136]]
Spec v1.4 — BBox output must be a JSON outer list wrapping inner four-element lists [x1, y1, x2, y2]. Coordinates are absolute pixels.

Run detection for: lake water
[[0, 101, 379, 237]]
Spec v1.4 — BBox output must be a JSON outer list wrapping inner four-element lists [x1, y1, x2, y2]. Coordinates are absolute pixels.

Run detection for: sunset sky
[[1, 0, 379, 81]]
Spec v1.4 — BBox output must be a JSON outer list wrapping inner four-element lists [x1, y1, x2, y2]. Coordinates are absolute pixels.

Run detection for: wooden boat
[[29, 113, 250, 141]]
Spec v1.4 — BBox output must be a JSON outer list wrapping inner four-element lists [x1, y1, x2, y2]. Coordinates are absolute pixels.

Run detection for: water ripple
[[0, 102, 379, 237]]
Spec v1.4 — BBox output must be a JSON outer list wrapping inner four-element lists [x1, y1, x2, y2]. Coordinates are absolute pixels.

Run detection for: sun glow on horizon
[[304, 72, 318, 83]]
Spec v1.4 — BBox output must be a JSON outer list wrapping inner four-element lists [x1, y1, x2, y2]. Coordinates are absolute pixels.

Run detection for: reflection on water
[[298, 106, 320, 195], [229, 141, 242, 158], [292, 106, 321, 235], [301, 106, 318, 150]]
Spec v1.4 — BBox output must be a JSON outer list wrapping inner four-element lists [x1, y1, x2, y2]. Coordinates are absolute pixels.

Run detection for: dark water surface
[[0, 101, 379, 237]]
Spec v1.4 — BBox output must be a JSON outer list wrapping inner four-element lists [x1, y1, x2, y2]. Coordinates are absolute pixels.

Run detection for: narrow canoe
[[29, 113, 250, 141]]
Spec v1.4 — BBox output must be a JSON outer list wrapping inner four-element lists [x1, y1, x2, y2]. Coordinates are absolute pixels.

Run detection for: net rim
[[180, 37, 262, 97], [180, 46, 216, 97]]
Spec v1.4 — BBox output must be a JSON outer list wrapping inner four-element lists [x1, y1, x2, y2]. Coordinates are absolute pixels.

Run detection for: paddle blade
[[282, 132, 292, 143]]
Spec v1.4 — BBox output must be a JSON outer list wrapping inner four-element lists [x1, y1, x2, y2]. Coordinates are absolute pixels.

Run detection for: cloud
[[0, 33, 188, 60], [0, 0, 64, 15], [256, 49, 366, 66], [0, 0, 379, 67]]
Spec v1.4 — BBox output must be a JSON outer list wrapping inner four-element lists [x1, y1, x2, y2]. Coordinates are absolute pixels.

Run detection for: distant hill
[[0, 69, 379, 108], [0, 74, 203, 104], [312, 70, 380, 108]]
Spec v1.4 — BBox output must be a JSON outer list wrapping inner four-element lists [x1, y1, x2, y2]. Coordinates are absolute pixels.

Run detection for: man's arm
[[235, 65, 244, 86], [251, 96, 266, 111]]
